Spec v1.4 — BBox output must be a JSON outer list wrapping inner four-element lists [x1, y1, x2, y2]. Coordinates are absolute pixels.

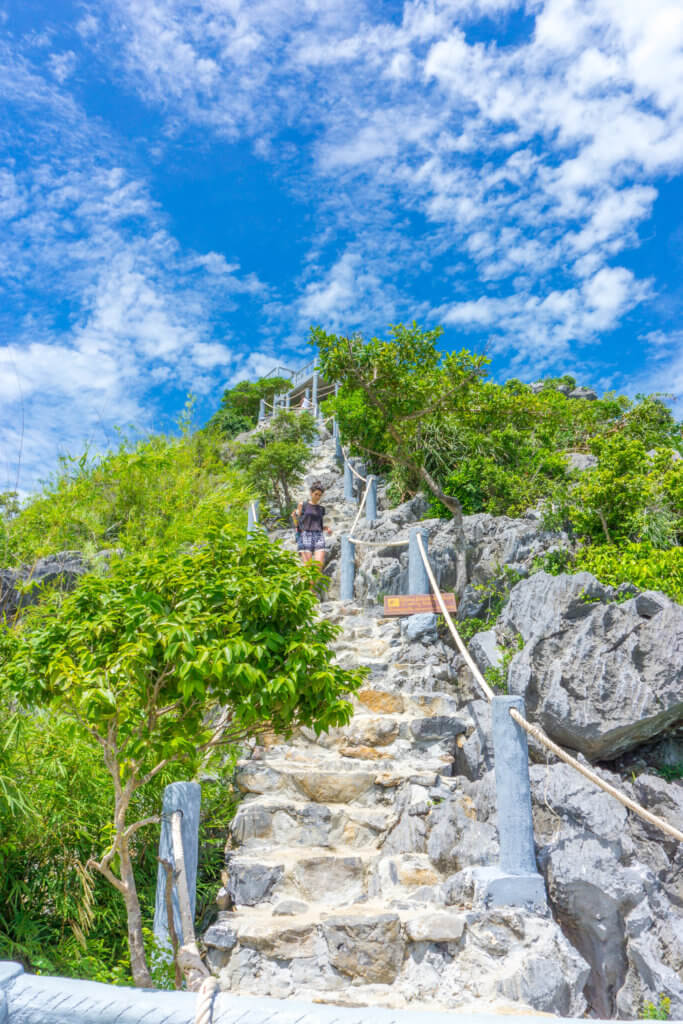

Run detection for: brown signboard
[[383, 593, 457, 616]]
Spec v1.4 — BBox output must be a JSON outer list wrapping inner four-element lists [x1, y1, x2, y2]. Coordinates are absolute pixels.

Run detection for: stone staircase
[[203, 434, 589, 1016]]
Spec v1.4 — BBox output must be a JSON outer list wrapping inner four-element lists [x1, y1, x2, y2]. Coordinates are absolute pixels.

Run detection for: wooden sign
[[383, 593, 457, 616]]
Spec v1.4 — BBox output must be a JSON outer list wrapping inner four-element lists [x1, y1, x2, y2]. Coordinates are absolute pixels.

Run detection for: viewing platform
[[261, 357, 334, 418]]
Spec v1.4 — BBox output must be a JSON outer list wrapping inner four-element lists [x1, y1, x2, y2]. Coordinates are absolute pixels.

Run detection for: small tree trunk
[[120, 843, 154, 988]]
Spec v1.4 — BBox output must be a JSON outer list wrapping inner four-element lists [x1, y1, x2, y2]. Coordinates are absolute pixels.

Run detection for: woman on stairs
[[293, 481, 331, 567]]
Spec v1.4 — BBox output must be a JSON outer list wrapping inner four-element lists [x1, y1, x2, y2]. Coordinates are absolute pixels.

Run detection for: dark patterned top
[[299, 501, 325, 532]]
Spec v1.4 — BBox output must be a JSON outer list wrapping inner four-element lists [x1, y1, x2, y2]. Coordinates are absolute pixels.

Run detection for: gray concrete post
[[153, 782, 201, 950], [335, 431, 343, 464], [340, 536, 355, 601], [247, 501, 259, 536], [408, 527, 429, 595], [492, 696, 538, 875], [258, 398, 265, 422], [335, 382, 340, 396], [312, 370, 318, 413], [285, 392, 291, 410], [344, 460, 355, 503], [366, 475, 377, 523]]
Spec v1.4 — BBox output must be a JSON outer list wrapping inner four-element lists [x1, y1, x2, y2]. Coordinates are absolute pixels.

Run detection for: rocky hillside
[[205, 428, 682, 1019]]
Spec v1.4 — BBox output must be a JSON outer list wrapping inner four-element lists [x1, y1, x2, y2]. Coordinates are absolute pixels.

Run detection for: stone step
[[295, 711, 468, 759], [225, 847, 449, 910], [236, 758, 458, 805], [205, 904, 471, 994], [231, 796, 398, 851]]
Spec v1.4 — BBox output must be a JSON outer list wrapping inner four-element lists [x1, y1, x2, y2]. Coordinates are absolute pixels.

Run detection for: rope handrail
[[510, 709, 683, 843], [414, 532, 682, 844], [249, 501, 258, 525], [415, 533, 495, 701], [341, 446, 367, 482]]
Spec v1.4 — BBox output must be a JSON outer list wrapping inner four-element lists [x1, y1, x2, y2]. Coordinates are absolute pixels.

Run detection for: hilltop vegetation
[[313, 323, 682, 602]]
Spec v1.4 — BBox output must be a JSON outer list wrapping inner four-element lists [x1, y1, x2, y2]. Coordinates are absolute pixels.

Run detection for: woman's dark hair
[[310, 480, 324, 493]]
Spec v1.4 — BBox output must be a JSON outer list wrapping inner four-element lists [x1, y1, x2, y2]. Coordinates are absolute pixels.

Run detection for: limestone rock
[[0, 550, 89, 617], [565, 451, 598, 471], [501, 573, 683, 760], [227, 861, 284, 906], [469, 630, 503, 674], [322, 912, 405, 983], [568, 386, 598, 400], [462, 514, 570, 588], [405, 912, 465, 943]]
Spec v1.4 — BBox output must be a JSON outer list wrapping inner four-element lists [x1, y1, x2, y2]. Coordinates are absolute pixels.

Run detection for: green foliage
[[230, 410, 317, 519], [1, 429, 247, 566], [656, 763, 683, 783], [0, 520, 364, 982], [566, 438, 682, 547], [206, 377, 291, 438], [573, 543, 683, 604], [641, 995, 671, 1020]]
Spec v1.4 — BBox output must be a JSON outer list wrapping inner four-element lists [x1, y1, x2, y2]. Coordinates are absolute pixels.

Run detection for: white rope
[[415, 533, 495, 701], [341, 446, 367, 482], [348, 478, 371, 541], [194, 975, 219, 1024], [510, 709, 683, 843], [414, 532, 681, 843]]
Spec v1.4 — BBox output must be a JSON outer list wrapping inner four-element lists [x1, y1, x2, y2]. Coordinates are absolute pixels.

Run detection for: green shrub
[[573, 543, 683, 604]]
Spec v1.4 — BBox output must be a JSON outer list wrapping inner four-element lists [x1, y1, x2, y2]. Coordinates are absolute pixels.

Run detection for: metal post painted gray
[[258, 398, 265, 422], [492, 696, 537, 875], [247, 501, 259, 537], [343, 461, 355, 503], [340, 536, 355, 601], [153, 782, 201, 950], [312, 370, 318, 415], [366, 475, 377, 523], [408, 527, 429, 595], [471, 697, 546, 911]]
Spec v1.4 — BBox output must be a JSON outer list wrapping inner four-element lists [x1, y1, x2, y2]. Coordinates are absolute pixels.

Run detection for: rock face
[[499, 572, 683, 760], [0, 551, 89, 618]]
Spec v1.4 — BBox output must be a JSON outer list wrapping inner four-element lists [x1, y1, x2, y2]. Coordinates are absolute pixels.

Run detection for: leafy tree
[[230, 409, 318, 519], [206, 377, 291, 438], [312, 322, 489, 591], [0, 524, 364, 986]]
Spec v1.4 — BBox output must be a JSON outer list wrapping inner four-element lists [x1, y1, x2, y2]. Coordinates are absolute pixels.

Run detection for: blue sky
[[1, 0, 682, 494]]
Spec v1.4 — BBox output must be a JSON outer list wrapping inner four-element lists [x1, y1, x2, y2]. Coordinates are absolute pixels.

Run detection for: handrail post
[[153, 781, 201, 951], [366, 475, 377, 523], [285, 392, 291, 410], [258, 398, 265, 423], [312, 370, 319, 418], [247, 501, 259, 537], [472, 696, 546, 910], [344, 461, 355, 503], [409, 527, 429, 594], [341, 535, 355, 601]]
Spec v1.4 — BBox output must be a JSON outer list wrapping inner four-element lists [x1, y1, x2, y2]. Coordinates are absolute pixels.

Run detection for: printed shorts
[[297, 529, 325, 552]]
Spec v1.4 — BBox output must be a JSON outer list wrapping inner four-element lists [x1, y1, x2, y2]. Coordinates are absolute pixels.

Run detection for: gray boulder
[[462, 513, 570, 588], [530, 762, 683, 1019], [565, 451, 598, 472], [568, 387, 598, 400], [0, 551, 89, 618], [500, 573, 683, 760]]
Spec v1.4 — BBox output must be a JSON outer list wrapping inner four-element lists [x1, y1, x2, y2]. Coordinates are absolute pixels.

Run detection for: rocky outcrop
[[498, 572, 683, 760], [0, 551, 89, 618]]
